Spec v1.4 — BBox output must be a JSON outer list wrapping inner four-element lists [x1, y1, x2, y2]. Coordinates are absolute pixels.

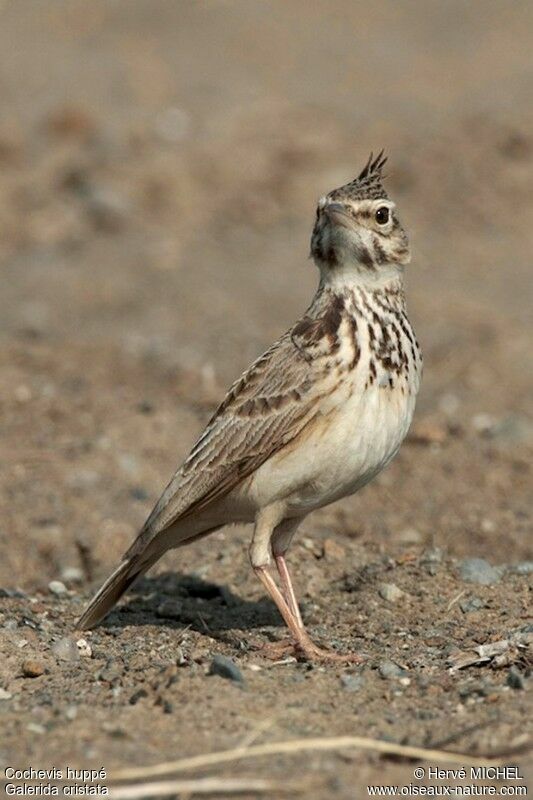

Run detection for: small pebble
[[420, 547, 443, 575], [76, 638, 92, 657], [65, 705, 78, 721], [208, 655, 244, 684], [460, 558, 502, 586], [48, 580, 68, 596], [458, 680, 493, 699], [137, 400, 154, 414], [189, 646, 211, 663], [439, 393, 460, 415], [97, 661, 121, 683], [15, 384, 32, 403], [379, 583, 404, 603], [130, 486, 149, 501], [0, 688, 13, 700], [322, 538, 346, 560], [47, 106, 96, 140], [22, 659, 45, 678], [507, 667, 526, 690], [398, 527, 423, 544], [471, 413, 496, 435], [26, 723, 46, 735], [509, 562, 533, 575], [129, 688, 148, 705], [0, 588, 26, 598], [87, 186, 130, 233], [302, 537, 322, 557], [68, 469, 99, 489], [410, 420, 448, 444], [101, 722, 127, 737], [340, 673, 365, 692], [491, 414, 533, 444], [421, 547, 443, 564], [459, 596, 485, 614], [378, 660, 406, 680], [61, 566, 84, 584], [52, 637, 80, 662]]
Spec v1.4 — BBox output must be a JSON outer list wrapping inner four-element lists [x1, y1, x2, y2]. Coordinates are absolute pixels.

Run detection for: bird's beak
[[323, 202, 353, 229]]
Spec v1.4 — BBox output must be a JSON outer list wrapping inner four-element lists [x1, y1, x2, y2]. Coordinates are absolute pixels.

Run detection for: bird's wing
[[136, 327, 329, 545]]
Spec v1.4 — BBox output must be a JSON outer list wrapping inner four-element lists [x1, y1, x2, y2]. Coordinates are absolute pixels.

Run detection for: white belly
[[245, 376, 417, 516]]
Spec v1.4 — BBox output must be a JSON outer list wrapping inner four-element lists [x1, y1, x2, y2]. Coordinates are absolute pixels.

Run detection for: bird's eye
[[375, 206, 389, 225]]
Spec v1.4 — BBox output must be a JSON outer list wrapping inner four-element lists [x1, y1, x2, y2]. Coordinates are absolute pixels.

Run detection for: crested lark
[[77, 152, 422, 662]]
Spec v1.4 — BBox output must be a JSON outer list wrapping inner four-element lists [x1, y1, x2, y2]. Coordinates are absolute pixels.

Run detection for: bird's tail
[[75, 549, 158, 630]]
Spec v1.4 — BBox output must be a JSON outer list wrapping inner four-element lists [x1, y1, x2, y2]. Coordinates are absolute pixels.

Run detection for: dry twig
[[111, 735, 510, 783], [109, 776, 301, 798]]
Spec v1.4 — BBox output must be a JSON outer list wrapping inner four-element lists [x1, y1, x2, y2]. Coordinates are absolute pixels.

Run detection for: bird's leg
[[271, 517, 304, 627], [250, 508, 364, 664], [249, 505, 303, 658], [254, 565, 365, 663], [253, 565, 304, 640], [273, 555, 303, 628]]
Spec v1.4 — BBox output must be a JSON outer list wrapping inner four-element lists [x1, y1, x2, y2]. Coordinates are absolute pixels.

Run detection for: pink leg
[[251, 509, 364, 663], [253, 565, 364, 664], [274, 554, 303, 628], [253, 566, 322, 656], [271, 517, 305, 626]]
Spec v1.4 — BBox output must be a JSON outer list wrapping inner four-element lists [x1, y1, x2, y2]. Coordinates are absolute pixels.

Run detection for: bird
[[77, 152, 422, 662]]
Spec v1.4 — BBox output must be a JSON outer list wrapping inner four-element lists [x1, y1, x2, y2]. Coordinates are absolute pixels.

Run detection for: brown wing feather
[[134, 329, 323, 548]]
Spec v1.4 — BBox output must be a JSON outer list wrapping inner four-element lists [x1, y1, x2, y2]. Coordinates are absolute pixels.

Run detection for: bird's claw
[[251, 636, 366, 665]]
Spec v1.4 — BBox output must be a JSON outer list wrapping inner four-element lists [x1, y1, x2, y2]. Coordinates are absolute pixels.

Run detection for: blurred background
[[1, 0, 531, 575], [0, 0, 531, 787]]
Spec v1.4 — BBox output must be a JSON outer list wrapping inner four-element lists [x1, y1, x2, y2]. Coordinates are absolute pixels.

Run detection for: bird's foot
[[250, 637, 299, 661], [252, 634, 365, 665], [293, 628, 366, 664], [296, 641, 366, 664]]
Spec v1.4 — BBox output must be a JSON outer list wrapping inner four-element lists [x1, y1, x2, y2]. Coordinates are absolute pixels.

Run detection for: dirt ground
[[0, 2, 532, 797]]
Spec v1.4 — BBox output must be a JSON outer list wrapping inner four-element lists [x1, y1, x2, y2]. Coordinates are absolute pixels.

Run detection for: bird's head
[[311, 152, 410, 285]]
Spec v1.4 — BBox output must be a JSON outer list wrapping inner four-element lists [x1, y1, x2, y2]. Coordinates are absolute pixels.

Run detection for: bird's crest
[[329, 151, 388, 202]]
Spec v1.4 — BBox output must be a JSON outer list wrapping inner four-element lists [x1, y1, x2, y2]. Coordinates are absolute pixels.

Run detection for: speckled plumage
[[78, 153, 422, 662]]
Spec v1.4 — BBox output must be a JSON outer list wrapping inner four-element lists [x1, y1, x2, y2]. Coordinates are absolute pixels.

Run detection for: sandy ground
[[0, 2, 531, 797]]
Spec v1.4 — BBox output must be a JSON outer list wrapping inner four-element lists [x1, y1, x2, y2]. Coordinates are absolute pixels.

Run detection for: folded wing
[[133, 330, 324, 551]]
